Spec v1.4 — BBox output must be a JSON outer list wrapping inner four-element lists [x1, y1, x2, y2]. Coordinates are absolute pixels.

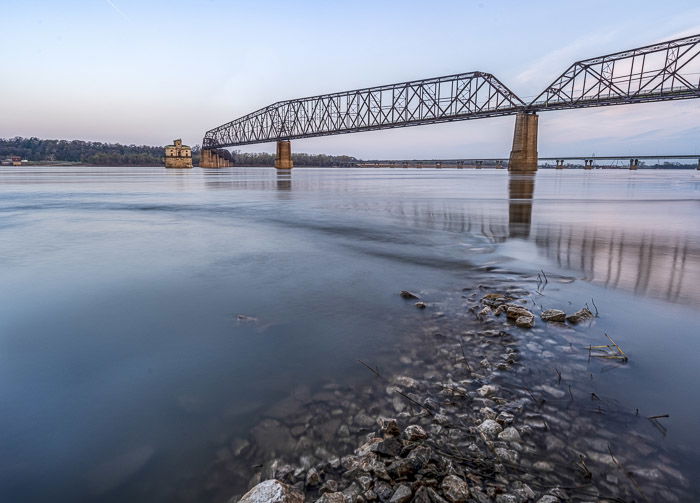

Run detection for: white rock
[[498, 426, 521, 442], [477, 384, 498, 397], [239, 479, 304, 503], [477, 419, 502, 437]]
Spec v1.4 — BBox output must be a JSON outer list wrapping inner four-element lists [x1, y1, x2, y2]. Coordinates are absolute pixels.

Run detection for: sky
[[2, 0, 700, 159]]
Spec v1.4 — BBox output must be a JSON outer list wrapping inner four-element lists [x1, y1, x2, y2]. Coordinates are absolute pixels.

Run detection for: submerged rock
[[400, 290, 420, 299], [540, 309, 566, 322], [515, 315, 535, 328], [239, 479, 304, 503], [566, 307, 594, 324], [506, 306, 534, 320], [415, 301, 427, 309]]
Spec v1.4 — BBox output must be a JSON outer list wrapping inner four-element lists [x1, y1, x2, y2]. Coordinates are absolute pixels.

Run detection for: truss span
[[203, 34, 700, 149], [203, 72, 524, 148], [531, 33, 700, 110]]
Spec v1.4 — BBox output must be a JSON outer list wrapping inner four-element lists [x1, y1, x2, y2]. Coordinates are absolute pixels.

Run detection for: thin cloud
[[105, 0, 131, 23]]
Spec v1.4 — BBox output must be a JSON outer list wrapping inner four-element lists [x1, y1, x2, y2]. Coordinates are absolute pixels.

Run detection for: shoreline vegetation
[[191, 274, 691, 503], [1, 137, 697, 169], [0, 137, 358, 167]]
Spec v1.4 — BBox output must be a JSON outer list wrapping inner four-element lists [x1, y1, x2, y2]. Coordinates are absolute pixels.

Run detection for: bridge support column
[[629, 158, 639, 170], [275, 140, 293, 170], [584, 160, 593, 169], [555, 159, 564, 169], [508, 112, 538, 172]]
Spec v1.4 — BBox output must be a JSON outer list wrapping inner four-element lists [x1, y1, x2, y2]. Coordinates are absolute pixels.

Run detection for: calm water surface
[[0, 167, 698, 502]]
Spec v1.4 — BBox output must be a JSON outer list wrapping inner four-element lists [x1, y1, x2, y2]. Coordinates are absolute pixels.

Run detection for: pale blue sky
[[2, 0, 700, 158]]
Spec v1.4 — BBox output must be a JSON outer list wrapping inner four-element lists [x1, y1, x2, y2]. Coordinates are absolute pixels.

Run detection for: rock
[[536, 497, 559, 503], [389, 484, 413, 503], [370, 437, 402, 457], [477, 384, 498, 397], [480, 407, 497, 419], [378, 417, 400, 436], [515, 315, 535, 328], [498, 426, 521, 442], [495, 411, 514, 425], [533, 461, 554, 472], [354, 412, 375, 428], [417, 487, 450, 503], [506, 306, 534, 320], [387, 458, 416, 479], [320, 480, 339, 494], [337, 424, 350, 437], [566, 307, 594, 324], [479, 306, 492, 316], [239, 480, 304, 503], [441, 474, 470, 503], [495, 447, 518, 464], [415, 301, 427, 309], [495, 495, 517, 503], [477, 419, 502, 437], [394, 376, 419, 389], [404, 424, 428, 441], [400, 290, 420, 299], [315, 492, 346, 503], [540, 309, 566, 322], [433, 413, 449, 425], [374, 481, 393, 501], [306, 467, 321, 487]]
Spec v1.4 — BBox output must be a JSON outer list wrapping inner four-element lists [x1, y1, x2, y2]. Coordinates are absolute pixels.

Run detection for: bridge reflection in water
[[201, 169, 698, 307]]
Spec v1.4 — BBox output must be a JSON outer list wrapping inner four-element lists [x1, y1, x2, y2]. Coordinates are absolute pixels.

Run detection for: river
[[0, 167, 698, 502]]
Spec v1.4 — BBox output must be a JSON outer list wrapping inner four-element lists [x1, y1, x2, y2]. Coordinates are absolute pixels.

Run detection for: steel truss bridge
[[203, 33, 700, 151]]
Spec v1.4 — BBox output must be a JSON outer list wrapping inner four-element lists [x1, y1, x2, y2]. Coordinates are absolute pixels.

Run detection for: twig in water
[[590, 297, 599, 317], [540, 269, 549, 284], [554, 367, 562, 383], [647, 414, 669, 419], [458, 336, 472, 375], [357, 359, 382, 379], [568, 384, 574, 401]]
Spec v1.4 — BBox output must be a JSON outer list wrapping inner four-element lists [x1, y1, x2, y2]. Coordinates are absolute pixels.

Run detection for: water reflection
[[508, 173, 535, 239]]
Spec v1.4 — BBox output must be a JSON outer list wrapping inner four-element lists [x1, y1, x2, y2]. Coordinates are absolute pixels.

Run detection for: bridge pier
[[275, 140, 293, 170], [200, 149, 233, 168], [555, 159, 565, 169], [629, 158, 639, 170], [508, 112, 538, 172], [584, 160, 594, 169]]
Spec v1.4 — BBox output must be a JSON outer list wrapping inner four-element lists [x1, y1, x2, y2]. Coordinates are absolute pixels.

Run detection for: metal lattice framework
[[531, 33, 700, 110], [203, 72, 524, 148], [203, 34, 700, 149]]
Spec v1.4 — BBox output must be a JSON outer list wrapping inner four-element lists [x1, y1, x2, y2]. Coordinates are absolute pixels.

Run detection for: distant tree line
[[232, 150, 358, 166], [0, 137, 358, 167], [0, 137, 171, 166]]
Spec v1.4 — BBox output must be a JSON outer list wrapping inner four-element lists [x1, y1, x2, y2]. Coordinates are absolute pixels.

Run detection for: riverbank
[[191, 270, 692, 503]]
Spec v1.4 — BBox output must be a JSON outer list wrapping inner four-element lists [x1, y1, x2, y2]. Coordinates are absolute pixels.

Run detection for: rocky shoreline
[[188, 276, 691, 503]]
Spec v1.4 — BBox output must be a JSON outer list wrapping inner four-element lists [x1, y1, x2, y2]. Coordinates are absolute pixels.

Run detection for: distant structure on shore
[[164, 139, 192, 169]]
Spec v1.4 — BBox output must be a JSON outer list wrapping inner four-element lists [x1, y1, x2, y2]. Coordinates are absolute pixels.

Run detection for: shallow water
[[0, 167, 698, 502]]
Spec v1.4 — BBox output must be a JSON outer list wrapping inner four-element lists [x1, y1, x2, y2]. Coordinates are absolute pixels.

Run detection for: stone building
[[164, 139, 193, 169]]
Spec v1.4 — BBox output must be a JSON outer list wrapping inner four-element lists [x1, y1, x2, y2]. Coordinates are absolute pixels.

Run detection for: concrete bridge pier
[[555, 159, 565, 169], [200, 149, 233, 168], [584, 160, 594, 169], [630, 158, 639, 170], [275, 140, 293, 169], [508, 112, 538, 172]]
